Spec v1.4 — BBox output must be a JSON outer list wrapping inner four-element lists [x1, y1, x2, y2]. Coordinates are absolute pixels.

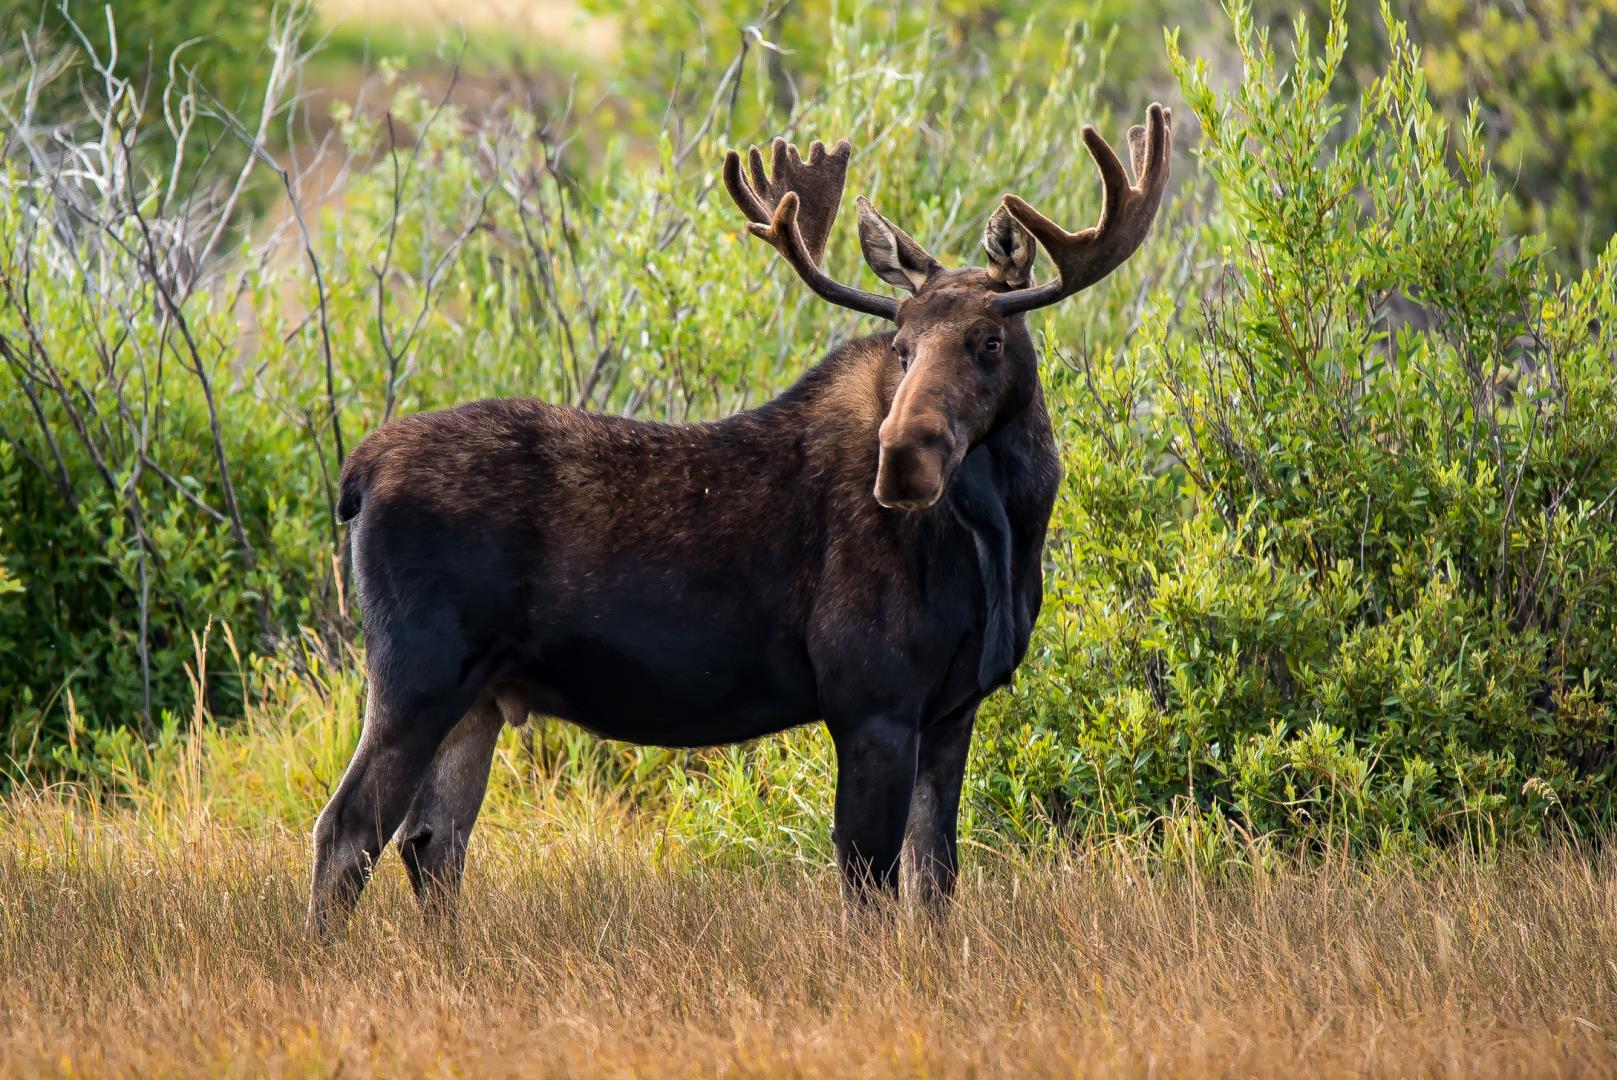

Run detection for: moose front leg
[[828, 713, 919, 906], [903, 704, 977, 912]]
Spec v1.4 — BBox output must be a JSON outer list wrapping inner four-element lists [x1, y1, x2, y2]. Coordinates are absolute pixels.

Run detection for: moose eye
[[894, 343, 911, 371], [983, 337, 1002, 355]]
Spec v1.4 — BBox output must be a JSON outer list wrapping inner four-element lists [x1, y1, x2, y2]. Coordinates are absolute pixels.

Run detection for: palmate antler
[[723, 138, 848, 265], [990, 103, 1174, 316], [722, 138, 899, 320], [723, 104, 1171, 322]]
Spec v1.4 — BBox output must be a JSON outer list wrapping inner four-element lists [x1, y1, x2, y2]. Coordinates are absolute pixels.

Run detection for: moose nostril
[[874, 484, 942, 512], [875, 439, 945, 512]]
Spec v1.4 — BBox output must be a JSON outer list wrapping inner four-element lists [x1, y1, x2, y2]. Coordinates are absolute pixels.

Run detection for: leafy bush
[[0, 8, 1122, 768], [581, 0, 1197, 137], [0, 0, 286, 117], [970, 1, 1617, 851], [1414, 0, 1617, 270], [3, 1, 1615, 860], [1309, 0, 1617, 272]]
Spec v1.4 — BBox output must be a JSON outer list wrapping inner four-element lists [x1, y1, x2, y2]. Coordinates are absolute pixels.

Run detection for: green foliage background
[[2, 0, 1615, 859], [0, 0, 284, 117]]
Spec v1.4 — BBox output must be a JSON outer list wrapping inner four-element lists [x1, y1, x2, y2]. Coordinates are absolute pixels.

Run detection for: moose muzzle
[[875, 415, 952, 511]]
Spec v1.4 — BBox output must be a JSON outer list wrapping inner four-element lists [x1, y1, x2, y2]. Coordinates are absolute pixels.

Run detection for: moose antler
[[724, 138, 849, 265], [723, 138, 899, 321], [990, 103, 1173, 316]]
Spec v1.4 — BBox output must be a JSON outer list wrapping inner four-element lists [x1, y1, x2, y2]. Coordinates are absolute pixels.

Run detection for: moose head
[[724, 104, 1172, 510]]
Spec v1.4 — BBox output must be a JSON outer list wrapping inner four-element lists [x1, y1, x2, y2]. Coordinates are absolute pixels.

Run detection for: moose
[[309, 104, 1172, 931]]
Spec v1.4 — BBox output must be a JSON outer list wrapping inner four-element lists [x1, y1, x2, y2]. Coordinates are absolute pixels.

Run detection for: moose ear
[[982, 202, 1037, 288], [856, 196, 940, 293]]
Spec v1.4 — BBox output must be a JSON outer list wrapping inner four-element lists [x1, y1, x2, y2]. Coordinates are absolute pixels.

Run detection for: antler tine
[[722, 138, 899, 321], [723, 146, 771, 226], [741, 189, 899, 320], [990, 103, 1173, 317]]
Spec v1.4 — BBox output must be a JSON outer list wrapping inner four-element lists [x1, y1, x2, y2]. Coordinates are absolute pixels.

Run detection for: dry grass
[[3, 795, 1616, 1078]]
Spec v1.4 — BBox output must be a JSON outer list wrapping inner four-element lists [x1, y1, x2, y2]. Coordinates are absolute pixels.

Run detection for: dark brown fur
[[308, 111, 1170, 933]]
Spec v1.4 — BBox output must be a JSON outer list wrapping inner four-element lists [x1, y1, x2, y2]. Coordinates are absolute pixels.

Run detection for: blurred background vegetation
[[0, 0, 1613, 863]]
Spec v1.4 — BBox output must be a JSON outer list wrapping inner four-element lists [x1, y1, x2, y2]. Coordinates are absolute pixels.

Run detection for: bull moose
[[309, 104, 1173, 931]]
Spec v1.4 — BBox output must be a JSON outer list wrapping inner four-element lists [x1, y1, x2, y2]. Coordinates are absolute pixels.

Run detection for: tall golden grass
[[3, 787, 1615, 1078]]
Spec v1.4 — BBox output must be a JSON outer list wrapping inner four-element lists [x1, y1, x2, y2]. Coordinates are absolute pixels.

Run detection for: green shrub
[[0, 159, 335, 755], [968, 0, 1617, 852], [0, 0, 285, 116], [5, 1, 1615, 861], [581, 0, 1198, 137], [1415, 0, 1617, 270], [1307, 0, 1617, 271]]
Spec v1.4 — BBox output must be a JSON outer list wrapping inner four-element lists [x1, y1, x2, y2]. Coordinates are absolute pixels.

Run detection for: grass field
[[3, 792, 1615, 1078]]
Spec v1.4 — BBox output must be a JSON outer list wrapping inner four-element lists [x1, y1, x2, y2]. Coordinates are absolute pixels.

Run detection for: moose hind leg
[[829, 713, 919, 907], [308, 683, 467, 936], [397, 700, 504, 921]]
